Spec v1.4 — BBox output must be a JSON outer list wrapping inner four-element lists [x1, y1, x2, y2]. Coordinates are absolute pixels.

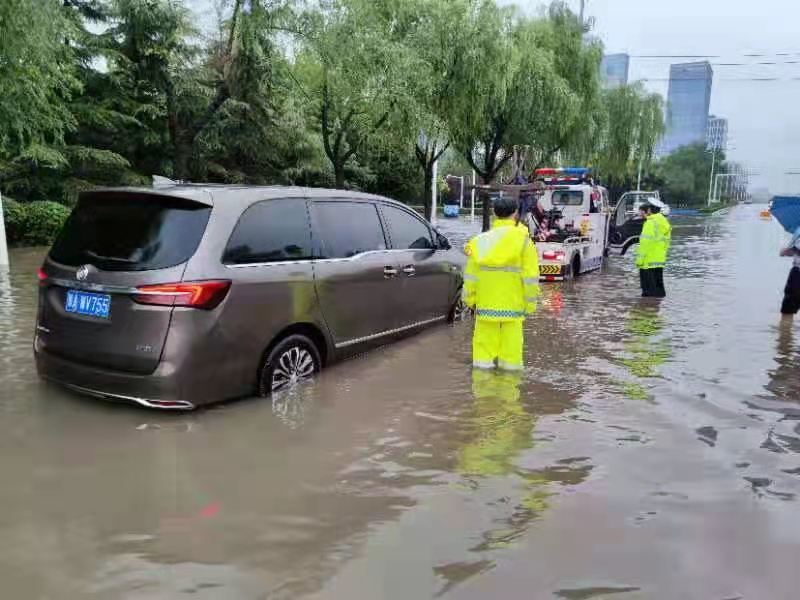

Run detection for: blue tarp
[[443, 204, 460, 218], [770, 196, 800, 235]]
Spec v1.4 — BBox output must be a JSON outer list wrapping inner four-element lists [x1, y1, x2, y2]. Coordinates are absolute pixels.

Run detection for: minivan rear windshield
[[49, 193, 212, 271]]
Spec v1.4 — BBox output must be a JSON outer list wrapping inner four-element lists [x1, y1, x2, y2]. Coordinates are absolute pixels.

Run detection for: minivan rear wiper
[[86, 250, 138, 264]]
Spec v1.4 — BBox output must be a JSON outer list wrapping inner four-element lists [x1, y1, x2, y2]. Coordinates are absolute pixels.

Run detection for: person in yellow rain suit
[[463, 196, 540, 371], [636, 200, 672, 298]]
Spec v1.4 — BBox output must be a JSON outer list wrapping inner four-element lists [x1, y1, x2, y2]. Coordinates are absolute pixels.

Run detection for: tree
[[452, 5, 575, 231], [193, 0, 319, 184], [296, 0, 419, 189], [653, 143, 724, 207], [394, 0, 477, 219], [524, 1, 603, 170], [102, 0, 199, 179], [0, 0, 77, 184], [591, 83, 664, 200]]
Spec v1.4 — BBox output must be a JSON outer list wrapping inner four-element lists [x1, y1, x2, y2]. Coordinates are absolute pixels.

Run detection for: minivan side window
[[382, 205, 434, 250], [223, 198, 312, 264], [313, 201, 387, 258]]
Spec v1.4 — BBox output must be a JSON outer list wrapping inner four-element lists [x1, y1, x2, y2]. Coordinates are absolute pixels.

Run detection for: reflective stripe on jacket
[[636, 213, 672, 269], [463, 219, 540, 321]]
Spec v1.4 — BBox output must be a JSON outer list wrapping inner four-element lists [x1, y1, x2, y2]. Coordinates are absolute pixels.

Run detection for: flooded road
[[1, 205, 799, 599]]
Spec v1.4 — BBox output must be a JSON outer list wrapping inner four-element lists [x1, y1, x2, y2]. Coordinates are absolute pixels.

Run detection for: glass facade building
[[658, 61, 713, 156], [600, 53, 630, 89]]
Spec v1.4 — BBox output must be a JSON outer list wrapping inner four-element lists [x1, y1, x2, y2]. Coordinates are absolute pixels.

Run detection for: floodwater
[[1, 205, 799, 600]]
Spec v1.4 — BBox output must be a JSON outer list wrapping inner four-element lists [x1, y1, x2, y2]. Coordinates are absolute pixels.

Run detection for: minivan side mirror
[[435, 232, 451, 251]]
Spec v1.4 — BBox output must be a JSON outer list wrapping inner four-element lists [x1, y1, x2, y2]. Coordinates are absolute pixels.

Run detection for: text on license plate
[[65, 290, 111, 319]]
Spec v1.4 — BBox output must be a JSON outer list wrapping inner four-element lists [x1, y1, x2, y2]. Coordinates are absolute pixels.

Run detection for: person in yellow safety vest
[[636, 201, 672, 298], [463, 196, 540, 371]]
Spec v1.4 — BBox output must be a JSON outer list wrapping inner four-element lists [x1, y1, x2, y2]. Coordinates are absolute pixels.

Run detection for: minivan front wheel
[[258, 334, 321, 396]]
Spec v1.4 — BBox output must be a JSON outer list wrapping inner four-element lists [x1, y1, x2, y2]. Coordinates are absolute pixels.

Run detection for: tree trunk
[[481, 188, 492, 232], [480, 171, 497, 232], [173, 142, 192, 182], [334, 163, 345, 189]]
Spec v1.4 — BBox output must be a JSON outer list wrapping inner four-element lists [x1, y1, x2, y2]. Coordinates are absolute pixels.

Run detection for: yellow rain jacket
[[463, 219, 540, 320], [636, 213, 672, 269]]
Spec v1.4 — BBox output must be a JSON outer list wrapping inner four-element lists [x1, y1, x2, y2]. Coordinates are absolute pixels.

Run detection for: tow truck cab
[[607, 191, 667, 256]]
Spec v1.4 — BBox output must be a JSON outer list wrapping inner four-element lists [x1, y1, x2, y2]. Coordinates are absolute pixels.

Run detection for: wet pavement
[[1, 205, 799, 599]]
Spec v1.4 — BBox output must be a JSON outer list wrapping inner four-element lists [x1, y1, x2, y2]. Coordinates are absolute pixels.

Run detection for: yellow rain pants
[[472, 320, 524, 371]]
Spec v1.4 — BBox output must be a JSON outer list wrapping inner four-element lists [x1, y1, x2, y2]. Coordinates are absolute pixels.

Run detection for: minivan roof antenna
[[152, 175, 179, 187]]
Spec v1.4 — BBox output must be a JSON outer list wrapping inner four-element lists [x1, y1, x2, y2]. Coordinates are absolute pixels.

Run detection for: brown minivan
[[35, 185, 465, 409]]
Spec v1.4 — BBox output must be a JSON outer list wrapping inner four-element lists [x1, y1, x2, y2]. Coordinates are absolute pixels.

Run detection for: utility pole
[[579, 0, 586, 25], [637, 158, 643, 191], [0, 192, 8, 267]]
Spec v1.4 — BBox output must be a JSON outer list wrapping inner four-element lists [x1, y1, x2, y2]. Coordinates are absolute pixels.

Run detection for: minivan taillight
[[133, 280, 231, 310], [37, 267, 48, 282]]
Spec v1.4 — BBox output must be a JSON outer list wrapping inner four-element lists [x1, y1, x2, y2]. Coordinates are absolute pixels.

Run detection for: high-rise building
[[600, 53, 630, 89], [658, 61, 714, 156], [707, 115, 728, 151]]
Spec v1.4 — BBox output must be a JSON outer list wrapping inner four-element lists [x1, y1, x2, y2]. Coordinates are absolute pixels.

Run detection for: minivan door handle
[[402, 265, 416, 276], [383, 266, 398, 278]]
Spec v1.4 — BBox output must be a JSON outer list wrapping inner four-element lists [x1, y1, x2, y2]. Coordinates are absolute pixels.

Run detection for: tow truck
[[527, 168, 611, 281], [470, 168, 645, 282]]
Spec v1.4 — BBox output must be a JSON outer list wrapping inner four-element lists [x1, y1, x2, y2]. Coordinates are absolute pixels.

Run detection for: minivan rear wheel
[[258, 334, 321, 396], [448, 291, 469, 323]]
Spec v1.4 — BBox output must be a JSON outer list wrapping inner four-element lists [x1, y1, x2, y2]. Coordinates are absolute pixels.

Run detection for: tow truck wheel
[[568, 255, 581, 279]]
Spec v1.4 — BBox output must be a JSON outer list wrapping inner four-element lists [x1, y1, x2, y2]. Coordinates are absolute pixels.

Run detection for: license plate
[[65, 290, 111, 319]]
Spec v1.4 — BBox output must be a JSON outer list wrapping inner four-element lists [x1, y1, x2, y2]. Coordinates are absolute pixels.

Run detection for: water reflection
[[766, 320, 800, 404], [452, 370, 591, 569], [459, 371, 533, 477], [3, 212, 800, 598], [616, 300, 672, 401]]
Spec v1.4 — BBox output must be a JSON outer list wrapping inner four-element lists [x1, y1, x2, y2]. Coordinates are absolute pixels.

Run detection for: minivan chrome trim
[[223, 248, 429, 269], [335, 315, 446, 349], [62, 382, 195, 410], [48, 277, 138, 295]]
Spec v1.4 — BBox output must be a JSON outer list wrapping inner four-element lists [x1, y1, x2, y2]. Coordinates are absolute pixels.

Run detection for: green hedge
[[1, 198, 71, 246]]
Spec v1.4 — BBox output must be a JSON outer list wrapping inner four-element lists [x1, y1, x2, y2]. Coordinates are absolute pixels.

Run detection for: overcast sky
[[510, 0, 800, 193], [188, 0, 799, 193]]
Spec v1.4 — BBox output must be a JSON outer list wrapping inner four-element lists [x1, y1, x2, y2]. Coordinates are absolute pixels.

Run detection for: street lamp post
[[470, 170, 476, 220], [713, 173, 740, 204], [431, 158, 438, 226], [707, 148, 717, 207]]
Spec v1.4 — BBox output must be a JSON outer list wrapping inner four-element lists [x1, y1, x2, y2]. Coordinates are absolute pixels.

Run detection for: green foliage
[[0, 0, 676, 243], [523, 2, 604, 167], [1, 199, 27, 244], [653, 143, 724, 207], [2, 200, 71, 246], [295, 0, 423, 187], [0, 0, 78, 160], [23, 202, 72, 246], [592, 83, 665, 184]]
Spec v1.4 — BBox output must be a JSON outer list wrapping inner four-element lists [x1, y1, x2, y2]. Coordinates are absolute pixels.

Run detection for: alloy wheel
[[271, 346, 316, 391]]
